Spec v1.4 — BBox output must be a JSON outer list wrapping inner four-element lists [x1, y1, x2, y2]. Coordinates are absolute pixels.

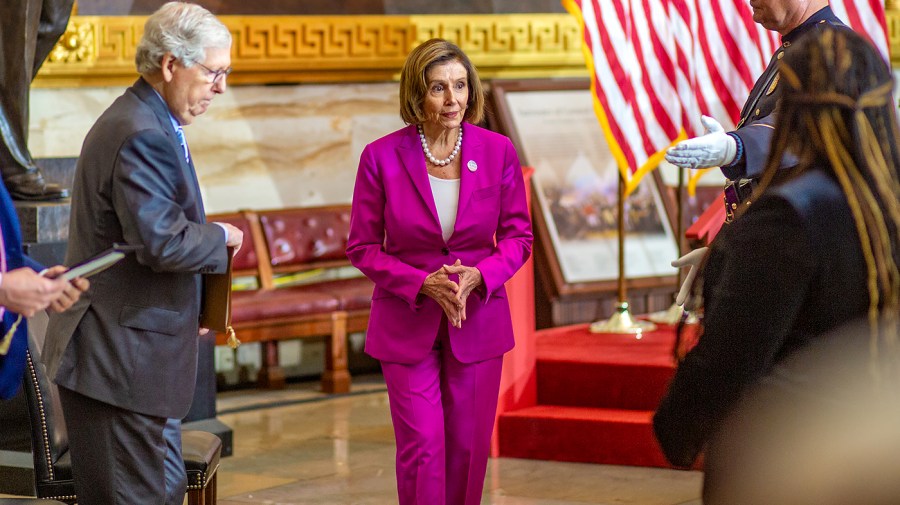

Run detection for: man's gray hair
[[135, 2, 231, 74]]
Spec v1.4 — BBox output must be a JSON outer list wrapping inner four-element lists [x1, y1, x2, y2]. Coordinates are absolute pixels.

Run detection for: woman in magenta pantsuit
[[347, 38, 533, 505]]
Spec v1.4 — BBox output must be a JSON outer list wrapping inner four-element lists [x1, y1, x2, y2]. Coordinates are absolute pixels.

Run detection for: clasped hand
[[419, 259, 483, 328]]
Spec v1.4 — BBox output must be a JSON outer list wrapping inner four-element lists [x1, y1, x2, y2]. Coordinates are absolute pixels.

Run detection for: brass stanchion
[[649, 165, 687, 324], [590, 172, 656, 334]]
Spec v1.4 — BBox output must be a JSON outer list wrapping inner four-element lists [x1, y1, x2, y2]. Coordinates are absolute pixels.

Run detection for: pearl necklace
[[418, 124, 462, 166]]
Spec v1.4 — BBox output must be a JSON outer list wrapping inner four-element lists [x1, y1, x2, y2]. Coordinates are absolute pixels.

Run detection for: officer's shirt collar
[[782, 5, 838, 45]]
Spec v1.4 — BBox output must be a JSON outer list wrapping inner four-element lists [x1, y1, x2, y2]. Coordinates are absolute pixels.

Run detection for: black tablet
[[62, 244, 142, 280]]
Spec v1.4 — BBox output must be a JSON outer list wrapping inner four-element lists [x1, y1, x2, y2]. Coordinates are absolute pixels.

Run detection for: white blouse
[[428, 174, 460, 242]]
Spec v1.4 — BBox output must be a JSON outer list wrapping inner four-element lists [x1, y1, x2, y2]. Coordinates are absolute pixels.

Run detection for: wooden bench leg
[[257, 340, 286, 389], [322, 311, 351, 393], [187, 469, 217, 505]]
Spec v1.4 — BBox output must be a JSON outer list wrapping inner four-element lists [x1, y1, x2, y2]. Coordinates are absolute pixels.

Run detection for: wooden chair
[[22, 332, 221, 505]]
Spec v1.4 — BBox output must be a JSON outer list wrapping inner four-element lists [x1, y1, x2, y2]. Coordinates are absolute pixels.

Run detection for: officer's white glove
[[672, 247, 709, 307], [665, 116, 737, 169]]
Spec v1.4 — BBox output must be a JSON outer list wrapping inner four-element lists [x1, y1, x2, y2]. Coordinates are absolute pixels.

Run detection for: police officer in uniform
[[665, 0, 846, 222]]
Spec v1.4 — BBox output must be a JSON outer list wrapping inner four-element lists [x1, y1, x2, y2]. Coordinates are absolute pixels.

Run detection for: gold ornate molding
[[38, 11, 900, 88], [887, 8, 900, 66], [34, 14, 586, 87]]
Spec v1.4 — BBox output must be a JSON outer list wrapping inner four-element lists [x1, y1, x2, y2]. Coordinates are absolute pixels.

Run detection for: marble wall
[[30, 82, 406, 213]]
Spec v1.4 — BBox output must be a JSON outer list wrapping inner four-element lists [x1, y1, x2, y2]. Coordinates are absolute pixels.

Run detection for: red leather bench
[[207, 206, 372, 393], [256, 205, 373, 338]]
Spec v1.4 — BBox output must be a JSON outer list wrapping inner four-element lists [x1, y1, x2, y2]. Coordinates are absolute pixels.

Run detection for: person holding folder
[[42, 3, 242, 504]]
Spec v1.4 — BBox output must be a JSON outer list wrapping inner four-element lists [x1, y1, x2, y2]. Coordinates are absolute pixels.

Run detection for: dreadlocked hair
[[750, 26, 900, 377]]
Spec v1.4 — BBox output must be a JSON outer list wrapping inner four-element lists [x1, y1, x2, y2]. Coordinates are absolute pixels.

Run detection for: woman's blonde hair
[[398, 38, 485, 125]]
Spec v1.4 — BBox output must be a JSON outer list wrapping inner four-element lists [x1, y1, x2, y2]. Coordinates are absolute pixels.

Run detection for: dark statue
[[0, 0, 75, 201]]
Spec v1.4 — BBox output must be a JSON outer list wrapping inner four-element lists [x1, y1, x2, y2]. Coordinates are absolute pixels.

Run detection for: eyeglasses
[[195, 62, 233, 84]]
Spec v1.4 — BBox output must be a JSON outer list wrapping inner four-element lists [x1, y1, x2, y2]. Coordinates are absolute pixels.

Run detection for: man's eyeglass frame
[[195, 62, 233, 84]]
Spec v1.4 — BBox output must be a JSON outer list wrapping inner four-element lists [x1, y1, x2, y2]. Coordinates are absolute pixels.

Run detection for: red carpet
[[497, 323, 687, 468]]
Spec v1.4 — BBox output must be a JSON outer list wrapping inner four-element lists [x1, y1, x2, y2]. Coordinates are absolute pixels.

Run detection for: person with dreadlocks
[[653, 25, 900, 504]]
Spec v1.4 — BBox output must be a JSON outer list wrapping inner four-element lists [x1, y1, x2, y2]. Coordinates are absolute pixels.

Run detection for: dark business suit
[[0, 180, 45, 399], [42, 77, 228, 504], [721, 6, 845, 180], [653, 169, 870, 497]]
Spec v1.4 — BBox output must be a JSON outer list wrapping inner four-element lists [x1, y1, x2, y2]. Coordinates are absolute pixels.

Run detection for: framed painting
[[489, 78, 680, 298]]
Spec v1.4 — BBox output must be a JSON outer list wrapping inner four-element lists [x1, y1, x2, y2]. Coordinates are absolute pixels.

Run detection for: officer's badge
[[766, 73, 780, 96]]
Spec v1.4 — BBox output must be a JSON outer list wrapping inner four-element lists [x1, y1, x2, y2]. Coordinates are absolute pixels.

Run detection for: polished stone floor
[[213, 375, 703, 505], [1, 374, 702, 504]]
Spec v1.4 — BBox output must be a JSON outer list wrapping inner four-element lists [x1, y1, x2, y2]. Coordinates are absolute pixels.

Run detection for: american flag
[[562, 0, 889, 195]]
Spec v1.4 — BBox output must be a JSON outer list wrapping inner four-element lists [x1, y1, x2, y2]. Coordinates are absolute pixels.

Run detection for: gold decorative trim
[[888, 9, 900, 66], [34, 14, 586, 88], [38, 10, 900, 88]]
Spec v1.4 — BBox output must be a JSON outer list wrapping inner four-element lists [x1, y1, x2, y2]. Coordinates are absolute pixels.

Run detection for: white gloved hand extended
[[671, 247, 709, 307], [665, 116, 737, 169]]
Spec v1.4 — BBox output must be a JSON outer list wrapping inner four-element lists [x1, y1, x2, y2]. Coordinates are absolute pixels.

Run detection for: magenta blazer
[[347, 123, 533, 364]]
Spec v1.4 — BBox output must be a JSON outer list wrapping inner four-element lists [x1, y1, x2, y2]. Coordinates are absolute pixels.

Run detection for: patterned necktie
[[174, 126, 191, 164]]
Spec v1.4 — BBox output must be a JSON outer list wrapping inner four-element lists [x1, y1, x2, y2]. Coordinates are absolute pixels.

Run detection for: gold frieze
[[48, 20, 95, 64], [35, 10, 900, 87], [34, 14, 586, 87]]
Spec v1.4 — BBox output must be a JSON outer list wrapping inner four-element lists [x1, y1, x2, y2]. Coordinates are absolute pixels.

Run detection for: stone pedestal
[[12, 156, 74, 245], [13, 199, 70, 244]]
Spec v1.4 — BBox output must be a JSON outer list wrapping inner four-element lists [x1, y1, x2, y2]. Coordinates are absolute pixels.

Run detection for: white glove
[[665, 116, 737, 169], [672, 247, 709, 306]]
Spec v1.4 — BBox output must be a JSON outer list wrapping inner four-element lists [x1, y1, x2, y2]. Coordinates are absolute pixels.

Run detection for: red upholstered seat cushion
[[307, 277, 374, 311], [207, 213, 259, 271], [258, 207, 351, 267], [231, 288, 339, 323]]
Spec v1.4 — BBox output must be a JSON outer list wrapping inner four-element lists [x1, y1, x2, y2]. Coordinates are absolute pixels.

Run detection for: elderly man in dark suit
[[42, 3, 243, 504]]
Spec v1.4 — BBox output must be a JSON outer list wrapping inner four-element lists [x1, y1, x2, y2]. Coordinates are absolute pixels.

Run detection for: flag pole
[[589, 172, 656, 334], [649, 165, 687, 324]]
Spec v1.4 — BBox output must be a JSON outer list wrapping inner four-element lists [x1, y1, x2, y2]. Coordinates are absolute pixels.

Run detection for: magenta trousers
[[380, 326, 503, 505]]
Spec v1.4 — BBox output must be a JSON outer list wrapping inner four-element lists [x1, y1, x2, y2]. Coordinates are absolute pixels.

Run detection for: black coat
[[653, 169, 870, 468]]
